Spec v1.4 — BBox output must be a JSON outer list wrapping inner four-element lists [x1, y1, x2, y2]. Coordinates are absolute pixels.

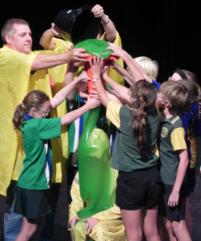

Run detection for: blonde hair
[[135, 56, 159, 80]]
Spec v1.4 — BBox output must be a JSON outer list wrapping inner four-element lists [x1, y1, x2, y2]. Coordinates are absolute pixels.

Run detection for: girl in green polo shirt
[[90, 57, 161, 241], [12, 75, 99, 241]]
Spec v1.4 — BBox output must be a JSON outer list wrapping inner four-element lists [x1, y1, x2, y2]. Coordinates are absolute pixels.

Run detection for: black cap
[[54, 6, 101, 44]]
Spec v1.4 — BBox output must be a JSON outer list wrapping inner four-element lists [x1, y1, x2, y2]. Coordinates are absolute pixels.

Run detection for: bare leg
[[164, 219, 177, 241], [172, 220, 192, 241], [15, 217, 37, 241], [144, 208, 161, 241], [121, 209, 142, 241]]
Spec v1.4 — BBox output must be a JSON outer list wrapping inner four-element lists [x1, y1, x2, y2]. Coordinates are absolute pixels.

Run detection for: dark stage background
[[0, 1, 200, 241], [0, 0, 200, 83]]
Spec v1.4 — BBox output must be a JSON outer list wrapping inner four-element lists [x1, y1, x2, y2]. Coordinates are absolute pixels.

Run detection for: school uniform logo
[[161, 127, 168, 138]]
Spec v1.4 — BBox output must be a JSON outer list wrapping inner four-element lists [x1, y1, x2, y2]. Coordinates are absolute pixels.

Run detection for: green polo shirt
[[17, 118, 61, 190], [106, 101, 159, 171], [159, 116, 187, 185]]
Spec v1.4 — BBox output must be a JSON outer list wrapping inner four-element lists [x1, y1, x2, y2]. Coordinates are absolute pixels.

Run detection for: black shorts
[[116, 166, 162, 210], [159, 184, 187, 221], [14, 186, 51, 220]]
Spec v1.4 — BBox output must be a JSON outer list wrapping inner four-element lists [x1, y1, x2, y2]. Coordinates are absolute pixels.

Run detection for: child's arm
[[111, 61, 134, 86], [102, 66, 132, 105], [61, 97, 100, 126], [168, 149, 189, 207], [89, 58, 110, 107], [50, 72, 88, 108], [108, 43, 152, 84]]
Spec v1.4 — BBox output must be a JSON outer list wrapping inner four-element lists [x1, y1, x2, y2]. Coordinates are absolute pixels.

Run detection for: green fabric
[[77, 108, 115, 219], [67, 95, 89, 155], [159, 116, 184, 185], [109, 105, 159, 171], [75, 39, 112, 59], [18, 118, 61, 190]]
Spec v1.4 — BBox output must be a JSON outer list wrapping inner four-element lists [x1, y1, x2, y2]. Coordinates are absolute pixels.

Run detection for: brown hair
[[160, 80, 190, 115], [130, 79, 157, 149], [13, 90, 50, 130], [174, 69, 201, 117]]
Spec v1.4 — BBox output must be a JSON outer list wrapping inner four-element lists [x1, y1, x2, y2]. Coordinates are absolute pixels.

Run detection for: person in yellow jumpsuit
[[0, 18, 89, 241], [69, 173, 126, 241]]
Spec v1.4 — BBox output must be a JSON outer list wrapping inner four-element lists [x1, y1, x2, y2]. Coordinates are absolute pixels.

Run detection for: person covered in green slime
[[68, 39, 126, 241]]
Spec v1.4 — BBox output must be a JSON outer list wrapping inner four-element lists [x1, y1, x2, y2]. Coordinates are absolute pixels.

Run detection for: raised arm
[[102, 67, 132, 105], [89, 57, 110, 107], [91, 4, 117, 43], [61, 97, 100, 126], [50, 70, 88, 108], [39, 23, 60, 50], [108, 43, 152, 84], [111, 62, 134, 86]]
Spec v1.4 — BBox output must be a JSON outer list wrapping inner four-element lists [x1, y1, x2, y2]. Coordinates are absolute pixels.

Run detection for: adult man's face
[[6, 23, 32, 53]]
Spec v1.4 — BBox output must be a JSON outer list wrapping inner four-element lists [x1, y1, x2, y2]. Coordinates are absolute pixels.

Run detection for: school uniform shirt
[[17, 118, 61, 190], [106, 101, 159, 171], [159, 116, 187, 185]]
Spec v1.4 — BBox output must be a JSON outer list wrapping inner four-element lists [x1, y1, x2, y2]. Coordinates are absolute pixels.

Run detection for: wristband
[[92, 78, 98, 82]]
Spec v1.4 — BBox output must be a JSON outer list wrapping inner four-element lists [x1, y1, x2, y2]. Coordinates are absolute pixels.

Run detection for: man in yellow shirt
[[0, 18, 89, 241]]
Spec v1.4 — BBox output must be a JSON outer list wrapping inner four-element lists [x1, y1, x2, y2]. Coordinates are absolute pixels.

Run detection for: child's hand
[[107, 43, 124, 58], [86, 217, 98, 234], [89, 89, 98, 99], [86, 96, 101, 109], [89, 57, 104, 79], [167, 190, 180, 207]]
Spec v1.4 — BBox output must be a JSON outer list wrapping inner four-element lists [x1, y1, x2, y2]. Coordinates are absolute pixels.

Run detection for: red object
[[85, 55, 118, 94]]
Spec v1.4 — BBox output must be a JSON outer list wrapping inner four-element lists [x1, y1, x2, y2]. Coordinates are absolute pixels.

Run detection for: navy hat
[[54, 6, 101, 44]]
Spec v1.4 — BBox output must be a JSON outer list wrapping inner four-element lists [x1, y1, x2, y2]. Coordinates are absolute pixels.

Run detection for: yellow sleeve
[[100, 32, 124, 85], [91, 205, 122, 221], [108, 32, 124, 85], [69, 173, 84, 223], [171, 127, 187, 151], [106, 101, 122, 129], [54, 38, 73, 53]]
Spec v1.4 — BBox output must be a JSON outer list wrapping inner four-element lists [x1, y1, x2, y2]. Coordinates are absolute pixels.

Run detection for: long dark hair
[[130, 80, 157, 149]]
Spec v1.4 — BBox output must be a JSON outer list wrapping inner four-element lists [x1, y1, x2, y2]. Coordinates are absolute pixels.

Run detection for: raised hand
[[91, 4, 104, 18]]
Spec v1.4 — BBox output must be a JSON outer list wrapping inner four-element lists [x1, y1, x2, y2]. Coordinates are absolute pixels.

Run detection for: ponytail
[[131, 96, 148, 149], [130, 80, 157, 150], [12, 103, 26, 130]]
